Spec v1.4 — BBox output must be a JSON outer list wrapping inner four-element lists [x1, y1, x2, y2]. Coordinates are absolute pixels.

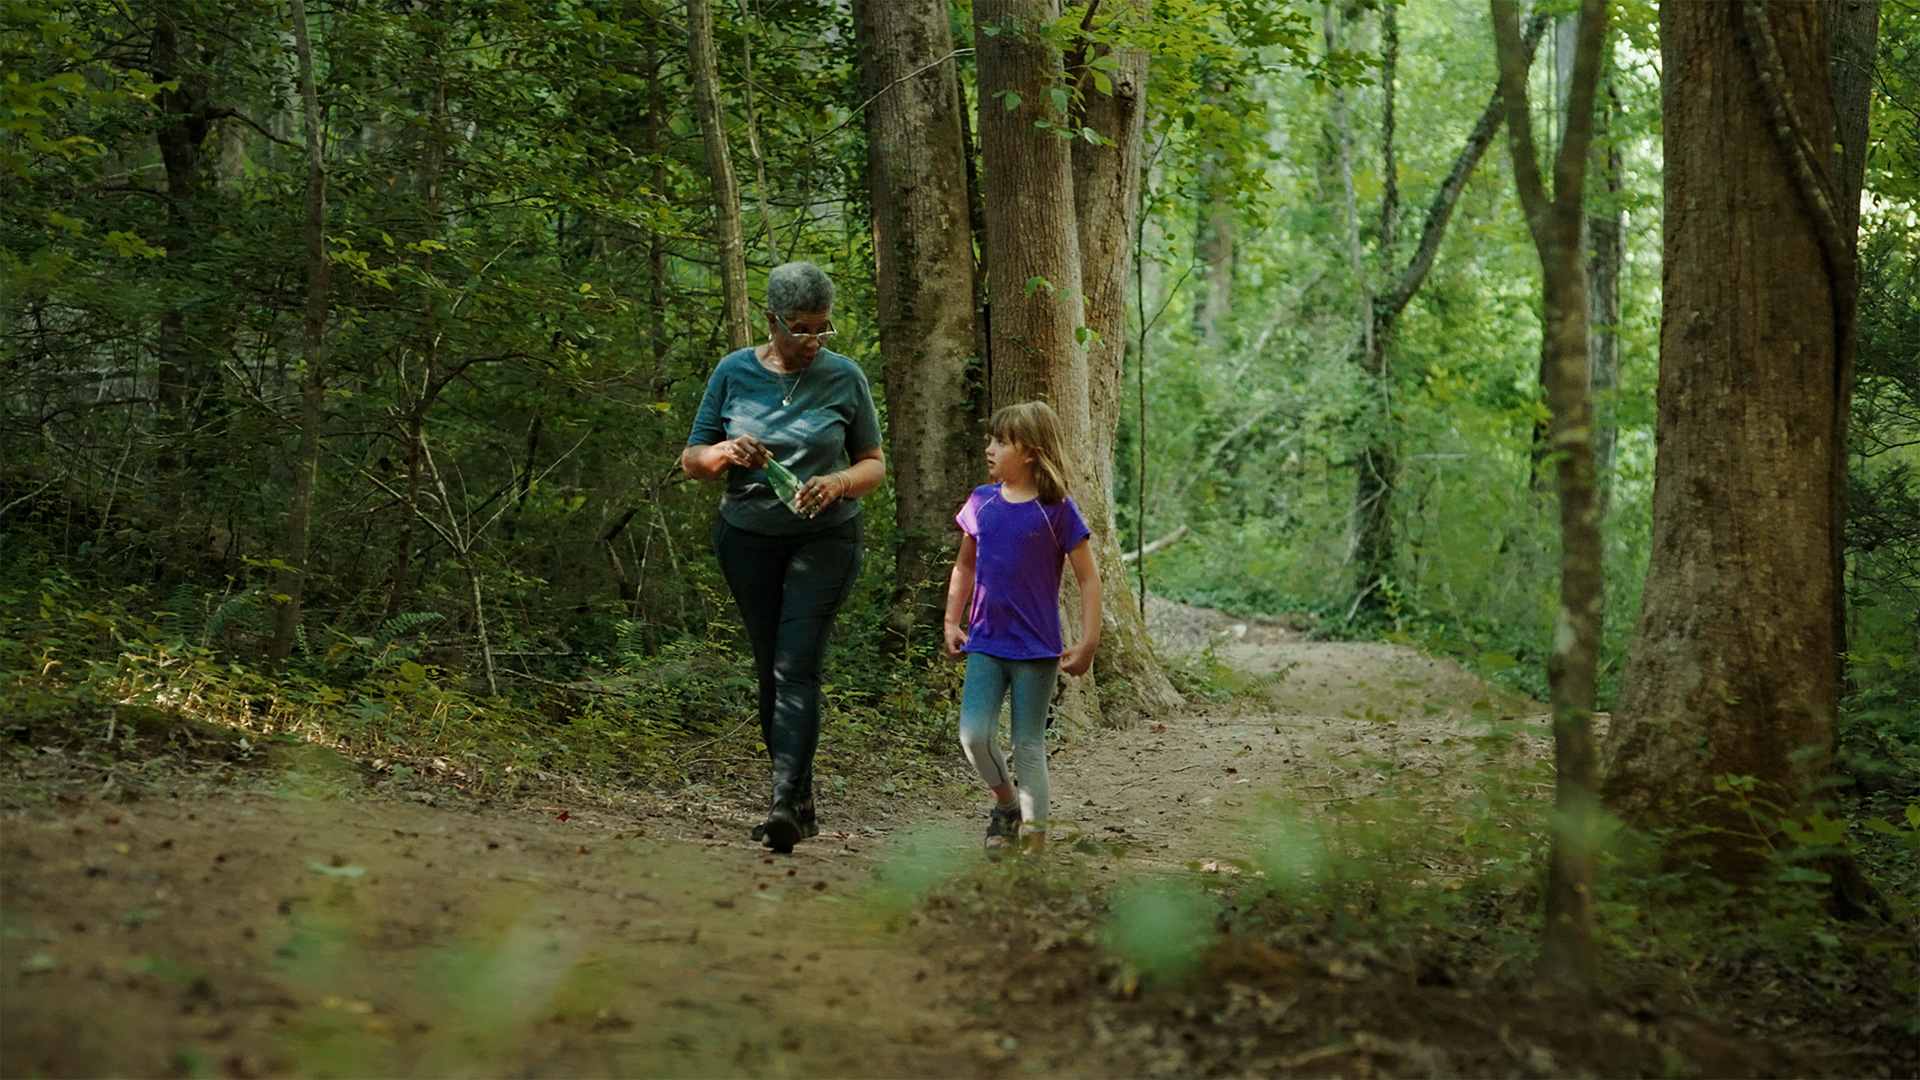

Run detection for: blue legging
[[712, 515, 863, 807], [957, 652, 1057, 830]]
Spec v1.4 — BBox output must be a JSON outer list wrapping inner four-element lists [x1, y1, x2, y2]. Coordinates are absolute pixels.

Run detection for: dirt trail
[[0, 601, 1612, 1079]]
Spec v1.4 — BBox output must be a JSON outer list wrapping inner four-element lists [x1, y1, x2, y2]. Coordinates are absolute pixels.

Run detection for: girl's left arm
[[1060, 539, 1101, 677]]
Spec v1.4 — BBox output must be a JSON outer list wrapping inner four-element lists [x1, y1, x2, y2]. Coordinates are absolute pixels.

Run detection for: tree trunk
[[1070, 2, 1184, 718], [1544, 18, 1624, 514], [687, 0, 752, 350], [853, 0, 982, 652], [269, 0, 329, 670], [975, 0, 1104, 726], [1495, 0, 1609, 997], [1588, 85, 1624, 514], [149, 5, 232, 531], [975, 0, 1088, 415], [1602, 1, 1856, 880], [385, 66, 448, 623], [1826, 0, 1881, 688], [1331, 0, 1395, 618], [150, 7, 206, 477]]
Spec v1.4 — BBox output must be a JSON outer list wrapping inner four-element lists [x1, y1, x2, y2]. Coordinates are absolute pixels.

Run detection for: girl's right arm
[[942, 533, 977, 659]]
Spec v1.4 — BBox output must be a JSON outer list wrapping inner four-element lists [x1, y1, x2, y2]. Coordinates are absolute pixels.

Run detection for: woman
[[681, 261, 885, 853]]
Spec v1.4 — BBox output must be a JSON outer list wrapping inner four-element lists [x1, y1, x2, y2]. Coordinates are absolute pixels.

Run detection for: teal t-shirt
[[687, 347, 883, 536]]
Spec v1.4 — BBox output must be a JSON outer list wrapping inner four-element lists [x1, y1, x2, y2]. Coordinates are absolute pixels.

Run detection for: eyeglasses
[[771, 311, 837, 344]]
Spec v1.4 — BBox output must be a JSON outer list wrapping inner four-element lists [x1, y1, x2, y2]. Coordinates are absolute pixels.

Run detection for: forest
[[3, 0, 1917, 1076]]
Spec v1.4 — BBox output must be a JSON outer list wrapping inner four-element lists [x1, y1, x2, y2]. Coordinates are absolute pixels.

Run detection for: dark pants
[[711, 515, 863, 810]]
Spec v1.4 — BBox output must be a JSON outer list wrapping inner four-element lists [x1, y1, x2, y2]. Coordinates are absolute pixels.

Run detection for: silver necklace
[[767, 350, 806, 406]]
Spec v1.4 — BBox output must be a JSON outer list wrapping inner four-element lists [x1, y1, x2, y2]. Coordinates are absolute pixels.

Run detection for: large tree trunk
[[1494, 0, 1609, 997], [269, 0, 329, 669], [975, 0, 1088, 415], [1602, 1, 1860, 879], [852, 0, 982, 650], [1070, 2, 1184, 718], [975, 0, 1104, 726], [687, 0, 752, 350]]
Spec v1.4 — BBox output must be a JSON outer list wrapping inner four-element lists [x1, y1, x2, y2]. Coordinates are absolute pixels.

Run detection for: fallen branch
[[1122, 523, 1188, 563]]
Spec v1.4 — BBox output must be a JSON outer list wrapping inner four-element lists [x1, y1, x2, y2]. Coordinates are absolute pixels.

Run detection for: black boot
[[760, 799, 802, 853], [758, 774, 804, 853], [794, 792, 820, 839], [751, 778, 817, 844]]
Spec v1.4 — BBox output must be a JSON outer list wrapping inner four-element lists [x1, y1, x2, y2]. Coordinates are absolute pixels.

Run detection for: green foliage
[[1849, 151, 1920, 754], [1208, 754, 1919, 1041], [1105, 878, 1216, 986]]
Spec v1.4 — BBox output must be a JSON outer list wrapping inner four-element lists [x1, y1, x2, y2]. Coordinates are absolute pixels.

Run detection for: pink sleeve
[[956, 490, 984, 538]]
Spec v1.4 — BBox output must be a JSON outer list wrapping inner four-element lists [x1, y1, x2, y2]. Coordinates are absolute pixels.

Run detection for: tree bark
[[150, 7, 207, 476], [687, 0, 752, 350], [269, 0, 329, 670], [149, 5, 234, 529], [975, 0, 1104, 726], [1602, 1, 1854, 880], [852, 0, 982, 650], [1070, 1, 1184, 717], [1494, 0, 1609, 997], [976, 0, 1088, 416]]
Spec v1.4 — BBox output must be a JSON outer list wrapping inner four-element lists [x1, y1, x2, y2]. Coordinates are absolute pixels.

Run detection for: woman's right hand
[[943, 622, 968, 659], [720, 434, 770, 469]]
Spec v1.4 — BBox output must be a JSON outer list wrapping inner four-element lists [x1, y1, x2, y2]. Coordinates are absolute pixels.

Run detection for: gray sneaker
[[984, 802, 1020, 856]]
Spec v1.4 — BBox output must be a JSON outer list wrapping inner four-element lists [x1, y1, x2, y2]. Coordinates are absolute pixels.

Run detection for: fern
[[201, 589, 258, 645], [615, 618, 648, 667], [161, 583, 204, 636], [371, 611, 445, 651], [370, 644, 421, 672]]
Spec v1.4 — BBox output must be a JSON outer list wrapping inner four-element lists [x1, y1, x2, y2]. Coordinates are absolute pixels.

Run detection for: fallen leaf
[[306, 862, 366, 878]]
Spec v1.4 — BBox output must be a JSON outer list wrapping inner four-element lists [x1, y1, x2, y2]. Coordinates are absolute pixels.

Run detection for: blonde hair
[[989, 401, 1072, 504]]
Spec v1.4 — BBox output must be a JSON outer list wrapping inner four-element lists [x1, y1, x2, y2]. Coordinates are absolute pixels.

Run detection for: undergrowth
[[0, 568, 955, 809], [902, 711, 1919, 1078]]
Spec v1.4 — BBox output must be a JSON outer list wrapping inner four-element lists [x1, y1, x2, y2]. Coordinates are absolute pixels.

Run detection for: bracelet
[[836, 471, 851, 499]]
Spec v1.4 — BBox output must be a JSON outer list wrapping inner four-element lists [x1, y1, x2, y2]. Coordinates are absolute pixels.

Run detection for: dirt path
[[2, 600, 1784, 1079]]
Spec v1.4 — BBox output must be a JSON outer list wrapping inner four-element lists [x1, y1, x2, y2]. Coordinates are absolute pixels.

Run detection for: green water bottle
[[763, 457, 805, 516]]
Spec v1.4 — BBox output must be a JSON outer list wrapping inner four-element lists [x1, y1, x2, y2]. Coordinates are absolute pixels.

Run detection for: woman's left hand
[[796, 472, 847, 517]]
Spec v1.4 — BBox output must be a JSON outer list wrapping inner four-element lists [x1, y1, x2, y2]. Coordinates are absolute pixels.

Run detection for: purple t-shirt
[[956, 484, 1091, 661]]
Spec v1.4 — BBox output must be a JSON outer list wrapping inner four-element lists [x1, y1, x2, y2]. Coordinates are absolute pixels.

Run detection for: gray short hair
[[765, 261, 835, 320]]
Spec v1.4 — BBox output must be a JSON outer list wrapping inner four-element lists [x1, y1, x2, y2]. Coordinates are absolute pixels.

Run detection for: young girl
[[943, 401, 1101, 855]]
